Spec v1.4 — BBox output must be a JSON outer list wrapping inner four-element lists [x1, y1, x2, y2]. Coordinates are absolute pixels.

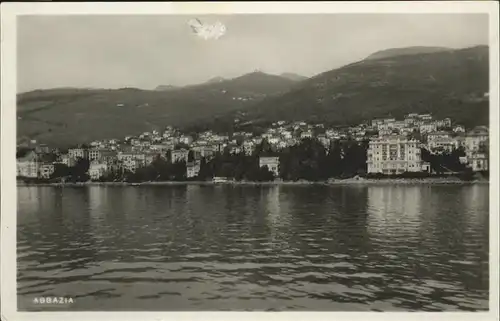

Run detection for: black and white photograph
[[1, 2, 499, 320]]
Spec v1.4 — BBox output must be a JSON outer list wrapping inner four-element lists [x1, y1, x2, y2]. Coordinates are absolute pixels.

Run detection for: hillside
[[219, 46, 489, 129], [154, 85, 178, 91], [279, 73, 308, 82], [365, 46, 452, 60], [17, 72, 297, 147]]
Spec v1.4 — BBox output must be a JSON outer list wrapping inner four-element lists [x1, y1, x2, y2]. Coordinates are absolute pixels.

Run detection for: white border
[[1, 2, 499, 321]]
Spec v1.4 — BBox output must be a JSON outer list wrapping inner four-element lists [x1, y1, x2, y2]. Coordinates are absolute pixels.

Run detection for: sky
[[17, 14, 489, 93]]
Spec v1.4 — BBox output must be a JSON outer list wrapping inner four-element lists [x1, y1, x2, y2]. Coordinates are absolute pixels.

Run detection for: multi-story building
[[259, 156, 280, 177], [464, 126, 489, 155], [242, 141, 255, 155], [171, 149, 189, 163], [428, 137, 460, 154], [122, 159, 141, 173], [367, 136, 426, 175], [468, 153, 489, 172], [16, 151, 39, 178], [186, 161, 201, 178], [38, 163, 55, 179], [435, 118, 452, 129], [88, 148, 104, 161], [68, 148, 88, 160], [89, 161, 108, 180], [118, 152, 147, 168], [372, 118, 395, 128], [404, 115, 417, 126], [419, 122, 437, 134], [300, 131, 313, 139], [427, 131, 451, 142]]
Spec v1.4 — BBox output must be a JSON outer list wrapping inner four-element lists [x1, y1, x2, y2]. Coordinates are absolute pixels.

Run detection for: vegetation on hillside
[[216, 46, 489, 130], [17, 46, 489, 147]]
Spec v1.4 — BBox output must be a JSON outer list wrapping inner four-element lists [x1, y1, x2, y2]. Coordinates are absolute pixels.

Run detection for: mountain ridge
[[17, 45, 489, 147], [212, 45, 489, 130], [364, 46, 452, 61], [17, 71, 298, 147]]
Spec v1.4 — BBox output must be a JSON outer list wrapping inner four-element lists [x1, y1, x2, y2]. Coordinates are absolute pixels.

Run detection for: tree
[[257, 166, 275, 182], [325, 140, 343, 178], [254, 138, 273, 156], [188, 150, 195, 162], [70, 157, 90, 182], [51, 164, 70, 179]]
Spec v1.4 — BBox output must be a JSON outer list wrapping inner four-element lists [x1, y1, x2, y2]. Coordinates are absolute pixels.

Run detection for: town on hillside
[[16, 113, 489, 183]]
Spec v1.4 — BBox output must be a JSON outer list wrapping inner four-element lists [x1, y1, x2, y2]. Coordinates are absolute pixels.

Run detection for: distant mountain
[[365, 46, 452, 61], [17, 72, 297, 147], [213, 46, 488, 129], [154, 85, 178, 91], [279, 72, 308, 82]]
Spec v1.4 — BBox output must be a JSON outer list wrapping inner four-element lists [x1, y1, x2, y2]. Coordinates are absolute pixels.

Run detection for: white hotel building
[[367, 135, 427, 175]]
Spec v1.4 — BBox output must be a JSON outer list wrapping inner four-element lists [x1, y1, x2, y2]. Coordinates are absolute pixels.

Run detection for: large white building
[[16, 151, 39, 178], [367, 136, 426, 175]]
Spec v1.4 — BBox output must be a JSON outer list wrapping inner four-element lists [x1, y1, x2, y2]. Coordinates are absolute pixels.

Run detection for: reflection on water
[[17, 185, 489, 311]]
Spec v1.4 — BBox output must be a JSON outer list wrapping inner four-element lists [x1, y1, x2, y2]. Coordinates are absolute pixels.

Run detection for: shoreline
[[17, 178, 489, 187]]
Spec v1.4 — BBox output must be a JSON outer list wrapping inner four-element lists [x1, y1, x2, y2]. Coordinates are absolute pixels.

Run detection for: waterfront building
[[465, 126, 489, 155], [38, 163, 55, 179], [16, 151, 39, 178], [89, 161, 108, 180], [468, 153, 489, 172], [186, 161, 201, 178], [259, 156, 280, 177], [367, 135, 425, 175]]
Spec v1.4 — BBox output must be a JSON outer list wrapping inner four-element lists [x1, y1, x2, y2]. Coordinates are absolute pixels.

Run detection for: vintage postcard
[[1, 2, 499, 321]]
